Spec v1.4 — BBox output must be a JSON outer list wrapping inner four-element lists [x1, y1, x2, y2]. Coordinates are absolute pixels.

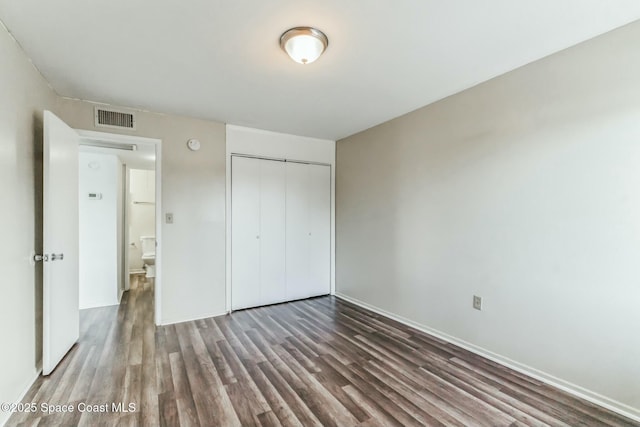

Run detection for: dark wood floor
[[9, 276, 639, 427]]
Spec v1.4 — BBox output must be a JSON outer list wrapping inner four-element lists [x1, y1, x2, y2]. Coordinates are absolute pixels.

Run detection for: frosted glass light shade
[[280, 27, 328, 64]]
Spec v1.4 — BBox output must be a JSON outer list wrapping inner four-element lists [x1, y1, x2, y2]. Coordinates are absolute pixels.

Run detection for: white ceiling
[[1, 1, 639, 140]]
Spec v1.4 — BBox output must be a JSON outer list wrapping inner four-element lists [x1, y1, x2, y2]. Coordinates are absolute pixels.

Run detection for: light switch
[[165, 213, 174, 224], [473, 295, 482, 311]]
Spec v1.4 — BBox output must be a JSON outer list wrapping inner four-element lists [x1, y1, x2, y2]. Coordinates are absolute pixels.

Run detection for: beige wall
[[56, 98, 227, 325], [1, 18, 226, 415], [336, 21, 640, 418], [0, 22, 57, 426]]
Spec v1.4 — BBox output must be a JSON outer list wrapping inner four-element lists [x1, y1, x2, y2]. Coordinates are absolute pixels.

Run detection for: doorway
[[40, 111, 163, 376], [127, 168, 156, 292], [76, 130, 162, 324]]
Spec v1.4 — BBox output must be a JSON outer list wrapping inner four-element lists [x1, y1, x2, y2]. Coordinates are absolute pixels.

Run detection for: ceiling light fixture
[[280, 27, 328, 65]]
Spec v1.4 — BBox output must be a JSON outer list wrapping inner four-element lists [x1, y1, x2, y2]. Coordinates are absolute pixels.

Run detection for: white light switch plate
[[473, 295, 482, 310]]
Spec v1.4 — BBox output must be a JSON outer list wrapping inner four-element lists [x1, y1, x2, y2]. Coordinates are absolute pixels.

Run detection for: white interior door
[[231, 156, 261, 310], [307, 164, 331, 297], [43, 110, 80, 375], [259, 160, 286, 305]]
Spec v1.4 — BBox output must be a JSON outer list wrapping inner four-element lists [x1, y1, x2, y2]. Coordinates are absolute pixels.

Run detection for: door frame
[[226, 125, 337, 314], [122, 164, 130, 294], [76, 129, 163, 325], [227, 153, 333, 312]]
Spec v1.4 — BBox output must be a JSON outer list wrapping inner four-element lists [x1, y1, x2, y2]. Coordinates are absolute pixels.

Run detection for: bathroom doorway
[[76, 130, 162, 324], [127, 168, 156, 291]]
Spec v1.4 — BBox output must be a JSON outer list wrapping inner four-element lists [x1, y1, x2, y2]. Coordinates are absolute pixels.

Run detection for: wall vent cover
[[94, 106, 136, 130]]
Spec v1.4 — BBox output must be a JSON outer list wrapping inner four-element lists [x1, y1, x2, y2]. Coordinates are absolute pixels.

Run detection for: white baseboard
[[335, 292, 640, 423], [1, 369, 42, 427]]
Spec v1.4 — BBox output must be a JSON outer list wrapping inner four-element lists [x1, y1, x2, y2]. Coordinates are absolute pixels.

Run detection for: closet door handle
[[51, 253, 64, 261]]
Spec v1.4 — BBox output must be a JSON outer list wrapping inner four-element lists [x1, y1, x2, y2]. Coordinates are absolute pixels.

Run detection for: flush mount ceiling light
[[280, 27, 328, 64]]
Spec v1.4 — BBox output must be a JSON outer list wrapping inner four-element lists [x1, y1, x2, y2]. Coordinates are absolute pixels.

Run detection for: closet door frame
[[229, 154, 332, 312]]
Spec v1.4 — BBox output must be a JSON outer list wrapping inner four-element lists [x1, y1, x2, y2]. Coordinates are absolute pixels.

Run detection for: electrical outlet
[[165, 213, 174, 224], [473, 295, 482, 311]]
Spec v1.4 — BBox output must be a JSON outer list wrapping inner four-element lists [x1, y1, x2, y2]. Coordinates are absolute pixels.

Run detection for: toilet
[[140, 236, 156, 278]]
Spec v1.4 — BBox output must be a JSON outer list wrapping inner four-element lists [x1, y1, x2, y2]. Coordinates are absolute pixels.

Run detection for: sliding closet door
[[307, 164, 331, 296], [285, 162, 310, 301], [258, 160, 286, 305], [231, 156, 262, 310], [286, 162, 331, 300]]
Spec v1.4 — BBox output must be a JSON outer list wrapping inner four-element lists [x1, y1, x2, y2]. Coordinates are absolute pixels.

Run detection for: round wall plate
[[187, 139, 201, 151]]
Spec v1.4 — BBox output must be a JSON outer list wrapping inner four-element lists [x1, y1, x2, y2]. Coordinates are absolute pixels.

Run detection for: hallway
[[11, 276, 155, 426]]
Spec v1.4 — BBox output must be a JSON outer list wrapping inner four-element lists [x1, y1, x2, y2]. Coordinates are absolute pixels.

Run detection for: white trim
[[230, 152, 332, 167], [225, 125, 336, 314], [154, 145, 162, 326], [76, 129, 156, 145], [225, 140, 232, 313], [329, 154, 335, 297], [76, 129, 163, 326], [335, 292, 640, 424], [123, 167, 131, 292]]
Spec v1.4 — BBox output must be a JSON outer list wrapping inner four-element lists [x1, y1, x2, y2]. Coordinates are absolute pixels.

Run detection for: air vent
[[94, 106, 136, 130]]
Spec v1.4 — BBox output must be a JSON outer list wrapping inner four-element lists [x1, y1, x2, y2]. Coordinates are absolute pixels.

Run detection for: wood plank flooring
[[9, 276, 639, 426]]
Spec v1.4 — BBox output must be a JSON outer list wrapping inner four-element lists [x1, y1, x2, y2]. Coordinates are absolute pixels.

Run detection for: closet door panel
[[307, 164, 331, 297], [259, 160, 287, 305], [231, 156, 261, 310], [285, 162, 310, 301]]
